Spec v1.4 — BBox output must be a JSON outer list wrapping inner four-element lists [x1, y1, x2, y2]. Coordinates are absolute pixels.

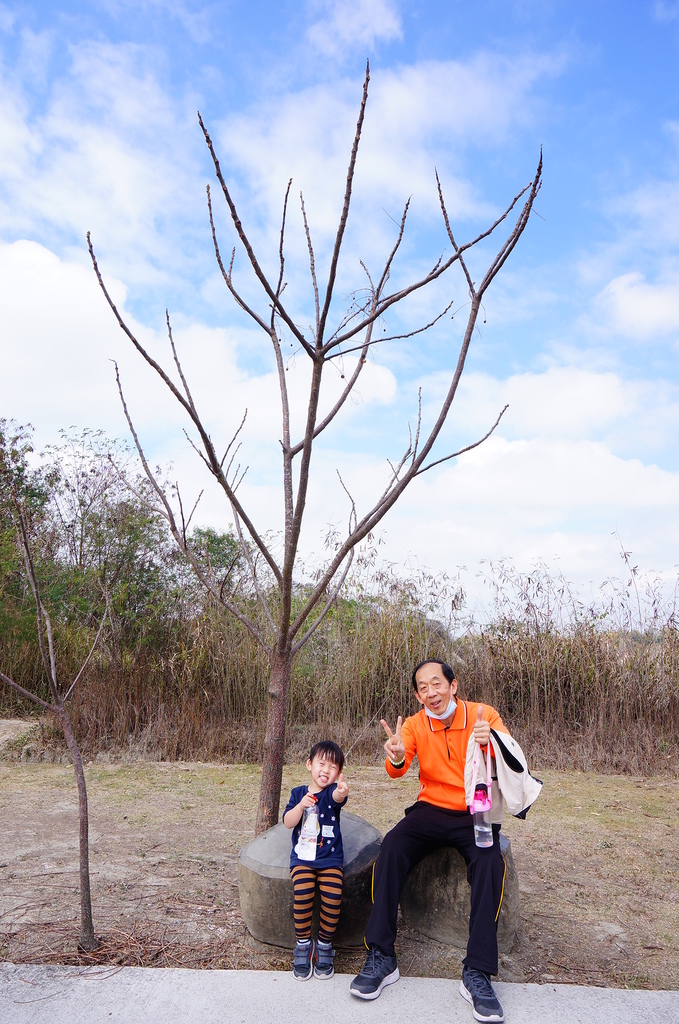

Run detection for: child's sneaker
[[292, 939, 314, 981], [314, 939, 335, 979]]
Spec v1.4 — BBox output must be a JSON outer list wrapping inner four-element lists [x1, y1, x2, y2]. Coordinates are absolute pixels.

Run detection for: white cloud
[[0, 38, 207, 298], [418, 365, 679, 464], [274, 425, 679, 610], [576, 164, 679, 351], [0, 27, 560, 352], [593, 271, 679, 340], [307, 0, 402, 57], [4, 241, 679, 607], [100, 1, 213, 44], [654, 2, 679, 24], [0, 240, 398, 501], [612, 180, 679, 251], [221, 53, 555, 231], [371, 434, 679, 600]]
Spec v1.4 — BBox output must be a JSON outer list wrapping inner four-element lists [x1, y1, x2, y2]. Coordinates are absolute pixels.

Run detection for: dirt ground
[[1, 718, 678, 989]]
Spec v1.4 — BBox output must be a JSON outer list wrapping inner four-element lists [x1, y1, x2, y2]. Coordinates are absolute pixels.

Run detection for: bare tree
[[0, 448, 106, 949], [88, 63, 542, 833]]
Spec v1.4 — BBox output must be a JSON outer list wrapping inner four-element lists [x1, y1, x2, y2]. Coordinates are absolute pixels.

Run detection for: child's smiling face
[[306, 753, 340, 792]]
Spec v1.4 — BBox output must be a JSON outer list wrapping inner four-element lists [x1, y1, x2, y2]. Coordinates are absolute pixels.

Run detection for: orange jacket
[[385, 699, 509, 811]]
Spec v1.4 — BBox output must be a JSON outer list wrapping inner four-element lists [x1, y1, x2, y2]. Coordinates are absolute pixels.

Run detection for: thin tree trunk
[[255, 647, 291, 834], [59, 706, 98, 950]]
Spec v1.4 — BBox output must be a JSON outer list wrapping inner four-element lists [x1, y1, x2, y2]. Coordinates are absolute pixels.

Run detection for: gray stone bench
[[238, 811, 381, 948], [400, 834, 518, 953], [239, 816, 518, 953]]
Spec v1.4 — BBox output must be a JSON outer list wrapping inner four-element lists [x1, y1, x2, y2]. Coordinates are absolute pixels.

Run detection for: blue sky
[[1, 0, 679, 611]]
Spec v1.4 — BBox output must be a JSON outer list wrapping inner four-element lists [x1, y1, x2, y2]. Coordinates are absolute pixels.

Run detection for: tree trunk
[[59, 706, 98, 950], [255, 647, 292, 834]]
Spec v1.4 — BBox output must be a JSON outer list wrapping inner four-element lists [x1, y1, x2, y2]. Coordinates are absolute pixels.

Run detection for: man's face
[[414, 662, 457, 717]]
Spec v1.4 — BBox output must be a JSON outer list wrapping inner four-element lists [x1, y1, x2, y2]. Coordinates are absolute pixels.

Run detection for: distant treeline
[[2, 422, 678, 774]]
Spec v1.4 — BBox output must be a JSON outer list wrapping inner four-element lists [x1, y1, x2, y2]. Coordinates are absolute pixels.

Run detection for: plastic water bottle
[[296, 799, 319, 861], [470, 707, 493, 848], [471, 784, 493, 848]]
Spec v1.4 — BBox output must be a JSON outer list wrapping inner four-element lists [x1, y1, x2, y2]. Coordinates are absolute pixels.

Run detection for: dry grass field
[[1, 731, 677, 990]]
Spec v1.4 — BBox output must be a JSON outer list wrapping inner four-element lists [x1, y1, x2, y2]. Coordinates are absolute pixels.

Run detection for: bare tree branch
[[436, 169, 475, 296], [88, 239, 282, 585], [182, 427, 213, 475], [105, 451, 165, 519], [369, 196, 411, 313], [221, 410, 248, 469], [300, 193, 321, 339], [291, 156, 543, 626], [290, 473, 357, 649], [218, 552, 241, 602], [63, 607, 109, 703], [272, 179, 293, 334], [0, 671, 53, 711], [412, 388, 423, 461], [206, 184, 271, 334], [292, 192, 418, 454], [111, 361, 272, 652], [12, 493, 59, 699], [167, 311, 197, 413], [43, 607, 58, 692], [184, 488, 204, 535], [290, 545, 355, 654], [270, 185, 295, 545], [289, 326, 373, 458], [414, 404, 509, 476], [316, 59, 371, 348], [231, 507, 277, 635], [322, 177, 534, 356], [332, 299, 455, 359], [198, 116, 316, 359], [326, 291, 373, 343]]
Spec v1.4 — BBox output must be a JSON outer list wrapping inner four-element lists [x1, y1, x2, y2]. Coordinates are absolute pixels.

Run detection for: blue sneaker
[[459, 965, 504, 1022], [292, 939, 314, 981], [349, 946, 399, 1000], [314, 939, 335, 979]]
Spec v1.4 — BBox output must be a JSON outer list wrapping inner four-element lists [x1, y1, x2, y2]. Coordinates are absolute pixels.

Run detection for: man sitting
[[350, 659, 508, 1023]]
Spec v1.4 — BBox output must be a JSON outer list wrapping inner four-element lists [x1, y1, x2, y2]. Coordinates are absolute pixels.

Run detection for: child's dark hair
[[309, 740, 345, 772], [411, 659, 455, 691]]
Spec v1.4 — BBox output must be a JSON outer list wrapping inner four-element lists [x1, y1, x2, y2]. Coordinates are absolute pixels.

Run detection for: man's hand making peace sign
[[380, 716, 405, 763]]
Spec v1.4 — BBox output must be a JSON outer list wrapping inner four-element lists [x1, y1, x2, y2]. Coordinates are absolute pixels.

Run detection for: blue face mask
[[424, 696, 457, 721]]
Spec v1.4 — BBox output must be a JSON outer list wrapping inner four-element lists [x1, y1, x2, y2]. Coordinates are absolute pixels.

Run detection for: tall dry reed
[[3, 560, 678, 775]]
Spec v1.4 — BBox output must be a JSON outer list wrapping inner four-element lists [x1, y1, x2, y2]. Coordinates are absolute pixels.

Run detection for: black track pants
[[364, 801, 506, 975]]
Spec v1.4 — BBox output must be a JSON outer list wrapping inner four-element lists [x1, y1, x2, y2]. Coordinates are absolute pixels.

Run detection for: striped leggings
[[290, 865, 343, 943]]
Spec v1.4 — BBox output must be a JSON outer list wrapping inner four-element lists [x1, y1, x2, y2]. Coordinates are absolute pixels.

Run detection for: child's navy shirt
[[284, 784, 346, 870]]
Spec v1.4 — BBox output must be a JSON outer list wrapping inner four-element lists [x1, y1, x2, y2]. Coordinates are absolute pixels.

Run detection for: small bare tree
[[88, 63, 541, 833], [0, 434, 105, 950]]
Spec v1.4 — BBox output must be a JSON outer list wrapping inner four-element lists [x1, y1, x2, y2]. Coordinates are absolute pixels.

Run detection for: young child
[[283, 740, 349, 981]]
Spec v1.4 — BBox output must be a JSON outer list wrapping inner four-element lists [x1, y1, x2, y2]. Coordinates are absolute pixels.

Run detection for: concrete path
[[1, 964, 678, 1024]]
